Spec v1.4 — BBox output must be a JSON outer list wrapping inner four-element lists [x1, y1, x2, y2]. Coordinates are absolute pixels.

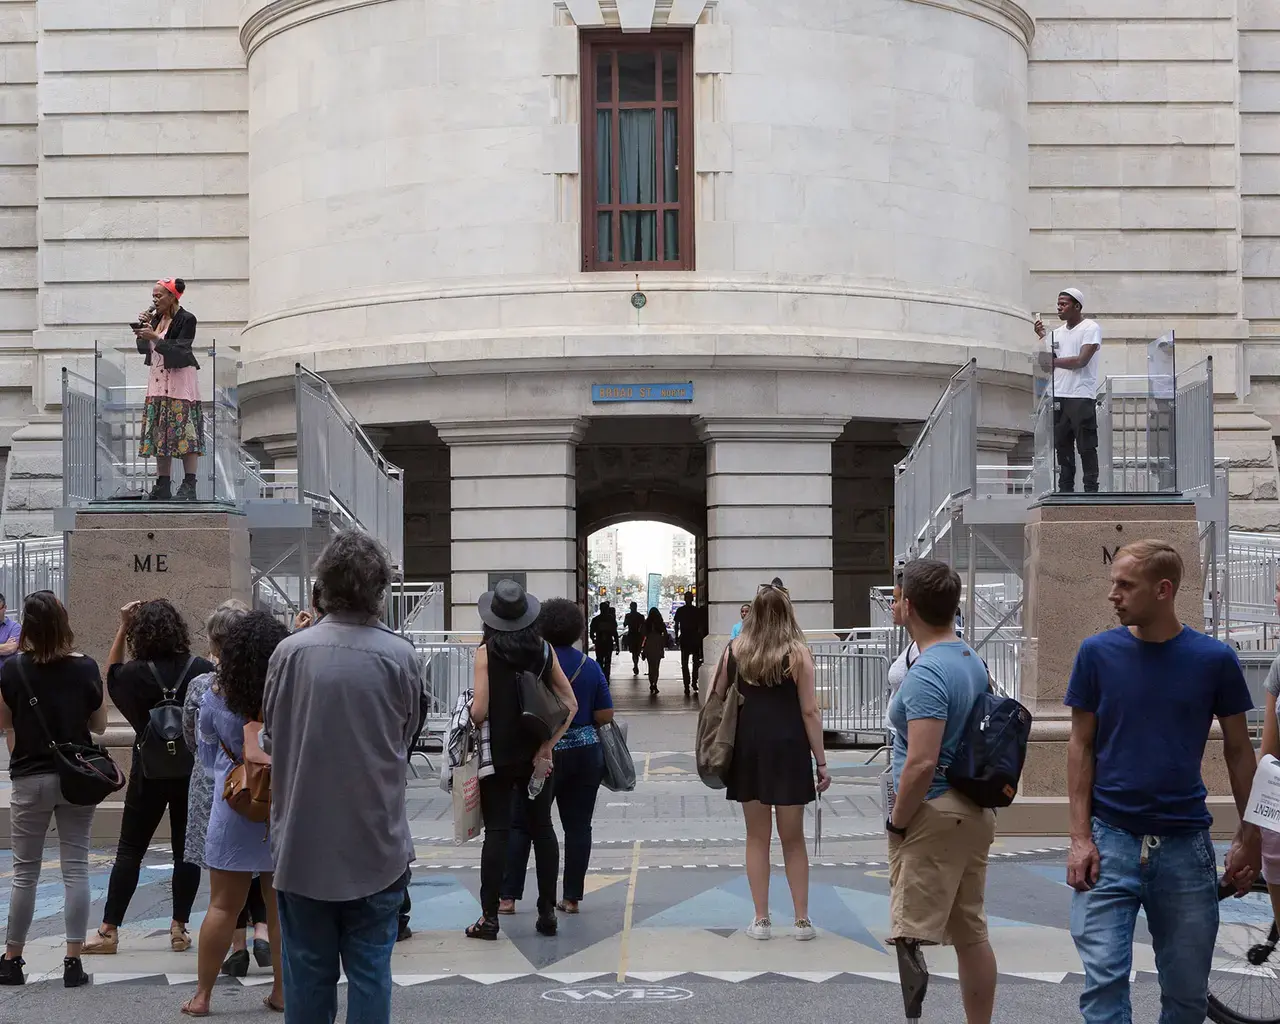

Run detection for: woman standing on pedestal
[[132, 277, 203, 501]]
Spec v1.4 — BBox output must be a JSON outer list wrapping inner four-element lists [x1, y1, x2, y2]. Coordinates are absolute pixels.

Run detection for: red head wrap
[[156, 278, 181, 300]]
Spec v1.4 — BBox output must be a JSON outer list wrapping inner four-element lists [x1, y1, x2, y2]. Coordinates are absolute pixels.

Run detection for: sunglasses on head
[[757, 581, 788, 595]]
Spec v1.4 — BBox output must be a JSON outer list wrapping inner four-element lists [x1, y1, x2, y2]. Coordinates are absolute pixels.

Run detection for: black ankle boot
[[175, 475, 198, 501], [148, 476, 172, 501], [0, 955, 25, 986], [63, 956, 88, 988], [536, 908, 558, 936]]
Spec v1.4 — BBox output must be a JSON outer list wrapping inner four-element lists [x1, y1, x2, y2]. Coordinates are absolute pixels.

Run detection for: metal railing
[[62, 341, 243, 505], [1176, 358, 1215, 496], [0, 537, 66, 610], [810, 648, 891, 736], [297, 365, 404, 570], [894, 360, 978, 562], [388, 582, 445, 633], [1031, 359, 1214, 500]]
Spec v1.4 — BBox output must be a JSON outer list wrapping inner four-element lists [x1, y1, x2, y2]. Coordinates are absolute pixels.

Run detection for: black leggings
[[478, 765, 557, 918], [235, 875, 267, 930], [103, 768, 200, 926]]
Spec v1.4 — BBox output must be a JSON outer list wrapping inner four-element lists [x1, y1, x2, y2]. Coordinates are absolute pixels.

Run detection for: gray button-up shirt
[[262, 612, 421, 901]]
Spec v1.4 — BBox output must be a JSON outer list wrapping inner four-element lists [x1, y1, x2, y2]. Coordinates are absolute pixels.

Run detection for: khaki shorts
[[888, 788, 997, 947]]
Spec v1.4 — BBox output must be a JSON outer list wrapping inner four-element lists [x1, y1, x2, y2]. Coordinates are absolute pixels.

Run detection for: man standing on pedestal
[[1066, 539, 1261, 1024], [1035, 287, 1102, 493]]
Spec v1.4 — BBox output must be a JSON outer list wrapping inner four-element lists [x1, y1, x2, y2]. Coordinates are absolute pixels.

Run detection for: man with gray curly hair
[[262, 530, 421, 1024]]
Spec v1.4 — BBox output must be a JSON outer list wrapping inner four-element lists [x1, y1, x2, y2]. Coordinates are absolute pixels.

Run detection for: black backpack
[[945, 685, 1033, 808], [137, 656, 197, 781]]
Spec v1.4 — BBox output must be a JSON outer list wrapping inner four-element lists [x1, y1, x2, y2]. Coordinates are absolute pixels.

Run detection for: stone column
[[696, 418, 847, 637], [436, 419, 586, 631]]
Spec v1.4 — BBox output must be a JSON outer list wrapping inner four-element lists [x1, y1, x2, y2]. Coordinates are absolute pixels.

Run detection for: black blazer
[[137, 307, 200, 370]]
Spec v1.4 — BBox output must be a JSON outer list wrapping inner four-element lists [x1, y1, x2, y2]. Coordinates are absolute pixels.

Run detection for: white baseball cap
[[1059, 287, 1085, 308]]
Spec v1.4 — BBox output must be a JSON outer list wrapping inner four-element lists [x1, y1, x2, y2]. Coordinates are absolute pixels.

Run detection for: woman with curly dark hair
[[182, 611, 288, 1017], [85, 599, 212, 955], [500, 598, 613, 916]]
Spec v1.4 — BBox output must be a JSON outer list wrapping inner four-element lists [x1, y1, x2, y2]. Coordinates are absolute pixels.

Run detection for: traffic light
[[598, 585, 607, 596]]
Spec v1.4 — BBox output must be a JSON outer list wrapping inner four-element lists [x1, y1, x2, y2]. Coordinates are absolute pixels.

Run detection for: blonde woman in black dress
[[710, 580, 830, 941]]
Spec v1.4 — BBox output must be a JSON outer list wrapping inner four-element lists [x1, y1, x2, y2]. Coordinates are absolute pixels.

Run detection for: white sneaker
[[746, 917, 772, 941], [794, 919, 816, 941]]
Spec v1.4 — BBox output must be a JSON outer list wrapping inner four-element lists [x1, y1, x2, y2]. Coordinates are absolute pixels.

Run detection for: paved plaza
[[0, 662, 1253, 1021]]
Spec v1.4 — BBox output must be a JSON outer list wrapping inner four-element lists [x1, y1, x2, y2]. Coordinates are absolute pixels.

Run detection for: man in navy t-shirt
[[1066, 539, 1260, 1024]]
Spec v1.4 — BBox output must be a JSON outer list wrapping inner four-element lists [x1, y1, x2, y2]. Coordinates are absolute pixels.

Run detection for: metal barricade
[[0, 537, 68, 607], [809, 643, 891, 737], [1239, 651, 1274, 736]]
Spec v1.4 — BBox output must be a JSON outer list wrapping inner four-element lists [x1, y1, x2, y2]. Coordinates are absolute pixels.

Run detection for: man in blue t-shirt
[[885, 559, 997, 1024], [1066, 539, 1260, 1024]]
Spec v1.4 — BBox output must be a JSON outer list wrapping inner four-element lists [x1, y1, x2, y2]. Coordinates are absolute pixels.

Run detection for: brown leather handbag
[[220, 740, 271, 824]]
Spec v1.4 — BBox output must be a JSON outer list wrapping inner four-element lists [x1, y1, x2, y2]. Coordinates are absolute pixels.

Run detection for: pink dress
[[138, 316, 204, 458]]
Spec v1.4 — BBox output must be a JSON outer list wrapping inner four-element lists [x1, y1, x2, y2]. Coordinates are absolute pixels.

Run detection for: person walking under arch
[[86, 599, 212, 954], [673, 592, 702, 698], [713, 580, 829, 940], [0, 592, 108, 988], [641, 608, 669, 697], [589, 602, 619, 682], [623, 602, 645, 676]]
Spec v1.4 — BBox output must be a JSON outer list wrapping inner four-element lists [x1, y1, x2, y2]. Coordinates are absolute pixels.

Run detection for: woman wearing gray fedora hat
[[467, 580, 578, 941]]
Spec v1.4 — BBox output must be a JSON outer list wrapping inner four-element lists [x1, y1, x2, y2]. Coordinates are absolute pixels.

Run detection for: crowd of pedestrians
[[0, 527, 1274, 1024]]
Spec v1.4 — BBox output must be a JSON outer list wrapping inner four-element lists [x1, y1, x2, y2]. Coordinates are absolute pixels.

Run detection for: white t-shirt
[[1050, 319, 1103, 400]]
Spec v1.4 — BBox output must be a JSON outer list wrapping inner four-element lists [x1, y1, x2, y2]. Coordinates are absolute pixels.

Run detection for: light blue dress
[[199, 686, 273, 873]]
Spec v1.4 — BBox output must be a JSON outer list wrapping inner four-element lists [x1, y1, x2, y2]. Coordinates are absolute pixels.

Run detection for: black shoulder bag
[[12, 656, 124, 806], [515, 642, 571, 743]]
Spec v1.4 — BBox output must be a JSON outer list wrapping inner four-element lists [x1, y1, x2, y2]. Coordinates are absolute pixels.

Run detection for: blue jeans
[[277, 875, 407, 1024], [1070, 817, 1219, 1024]]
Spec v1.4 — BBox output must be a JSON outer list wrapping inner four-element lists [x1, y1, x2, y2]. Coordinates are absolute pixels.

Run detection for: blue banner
[[592, 383, 693, 403], [646, 573, 662, 613]]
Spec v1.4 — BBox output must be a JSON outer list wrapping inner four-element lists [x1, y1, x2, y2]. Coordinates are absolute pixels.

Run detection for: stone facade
[[0, 0, 1278, 603]]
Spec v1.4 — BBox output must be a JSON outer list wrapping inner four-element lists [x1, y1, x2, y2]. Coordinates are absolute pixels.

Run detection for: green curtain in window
[[620, 109, 656, 261], [596, 110, 612, 260]]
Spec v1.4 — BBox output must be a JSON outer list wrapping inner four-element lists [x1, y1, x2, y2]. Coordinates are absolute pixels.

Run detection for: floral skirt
[[139, 396, 205, 458]]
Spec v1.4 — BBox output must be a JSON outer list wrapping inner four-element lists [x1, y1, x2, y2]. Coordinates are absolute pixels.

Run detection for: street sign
[[591, 383, 694, 403]]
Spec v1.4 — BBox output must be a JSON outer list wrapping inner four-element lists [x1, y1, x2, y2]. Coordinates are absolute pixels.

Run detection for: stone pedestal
[[1001, 499, 1238, 836], [67, 508, 251, 796]]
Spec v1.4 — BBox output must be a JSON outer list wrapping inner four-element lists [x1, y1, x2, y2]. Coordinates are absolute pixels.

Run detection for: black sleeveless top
[[485, 641, 550, 769]]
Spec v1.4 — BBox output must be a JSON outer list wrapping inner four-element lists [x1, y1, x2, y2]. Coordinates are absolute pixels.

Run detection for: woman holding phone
[[132, 278, 202, 501]]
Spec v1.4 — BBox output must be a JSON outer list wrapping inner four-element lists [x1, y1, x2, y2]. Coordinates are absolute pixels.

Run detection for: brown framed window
[[580, 30, 694, 272]]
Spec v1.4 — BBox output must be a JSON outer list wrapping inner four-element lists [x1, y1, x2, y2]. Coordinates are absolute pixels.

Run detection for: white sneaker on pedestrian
[[794, 919, 816, 941], [746, 917, 772, 941]]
